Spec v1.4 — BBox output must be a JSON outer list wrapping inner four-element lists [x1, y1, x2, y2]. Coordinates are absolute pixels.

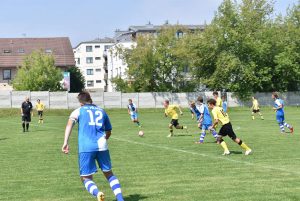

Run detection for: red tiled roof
[[0, 37, 75, 67]]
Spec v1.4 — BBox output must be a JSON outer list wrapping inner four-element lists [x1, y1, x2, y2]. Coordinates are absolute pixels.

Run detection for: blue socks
[[83, 179, 99, 197], [108, 175, 124, 201]]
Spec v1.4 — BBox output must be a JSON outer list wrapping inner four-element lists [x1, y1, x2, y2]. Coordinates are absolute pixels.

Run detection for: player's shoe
[[290, 127, 294, 134], [167, 133, 173, 138], [97, 192, 105, 201], [245, 149, 252, 155], [195, 141, 203, 144], [183, 126, 189, 134], [222, 150, 230, 155]]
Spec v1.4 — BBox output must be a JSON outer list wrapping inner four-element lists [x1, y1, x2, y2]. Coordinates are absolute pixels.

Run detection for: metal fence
[[0, 91, 299, 109]]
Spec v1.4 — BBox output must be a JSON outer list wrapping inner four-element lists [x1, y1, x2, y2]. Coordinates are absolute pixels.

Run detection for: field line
[[0, 119, 298, 175], [111, 136, 300, 175]]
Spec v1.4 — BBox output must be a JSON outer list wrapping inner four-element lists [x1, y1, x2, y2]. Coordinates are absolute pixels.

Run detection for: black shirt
[[21, 101, 33, 115]]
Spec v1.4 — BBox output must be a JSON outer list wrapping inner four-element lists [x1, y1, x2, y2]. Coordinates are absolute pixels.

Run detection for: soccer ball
[[138, 130, 144, 137]]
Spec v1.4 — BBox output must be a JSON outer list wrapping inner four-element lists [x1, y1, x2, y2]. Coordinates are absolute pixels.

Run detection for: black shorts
[[22, 114, 31, 122], [38, 111, 43, 116], [218, 123, 237, 140], [252, 109, 260, 113], [170, 119, 179, 127]]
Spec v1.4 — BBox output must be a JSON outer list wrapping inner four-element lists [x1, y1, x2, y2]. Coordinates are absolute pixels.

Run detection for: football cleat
[[97, 192, 105, 201], [245, 149, 252, 155], [222, 150, 230, 155], [290, 127, 294, 134], [167, 133, 173, 138]]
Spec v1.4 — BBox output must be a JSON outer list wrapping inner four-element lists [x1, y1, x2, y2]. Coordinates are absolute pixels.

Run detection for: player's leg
[[26, 115, 30, 131], [40, 111, 44, 123], [174, 120, 187, 130], [277, 115, 285, 133], [79, 152, 104, 199], [209, 125, 218, 139], [135, 114, 141, 127], [258, 111, 264, 120], [217, 126, 230, 155], [228, 124, 252, 155], [21, 115, 26, 132], [97, 150, 124, 201], [251, 111, 255, 120], [168, 122, 174, 137]]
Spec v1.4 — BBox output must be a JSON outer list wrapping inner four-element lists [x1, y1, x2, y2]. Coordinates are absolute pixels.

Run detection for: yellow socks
[[240, 142, 251, 151], [220, 141, 229, 152]]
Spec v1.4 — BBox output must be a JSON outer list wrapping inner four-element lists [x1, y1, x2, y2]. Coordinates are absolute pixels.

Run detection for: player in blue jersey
[[222, 95, 228, 113], [62, 92, 124, 201], [189, 101, 201, 122], [195, 96, 218, 144], [128, 99, 141, 127], [272, 92, 294, 134]]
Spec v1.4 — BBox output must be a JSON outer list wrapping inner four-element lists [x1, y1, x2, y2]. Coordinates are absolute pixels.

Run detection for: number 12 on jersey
[[87, 110, 103, 126]]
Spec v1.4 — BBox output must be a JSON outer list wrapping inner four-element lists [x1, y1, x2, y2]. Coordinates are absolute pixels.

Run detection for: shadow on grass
[[123, 194, 148, 201], [0, 137, 8, 141], [174, 134, 193, 137], [230, 151, 243, 155]]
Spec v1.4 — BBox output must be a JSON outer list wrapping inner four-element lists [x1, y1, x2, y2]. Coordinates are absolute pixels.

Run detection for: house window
[[95, 45, 100, 48], [45, 49, 52, 53], [96, 80, 101, 83], [104, 45, 112, 51], [86, 69, 94, 75], [95, 57, 101, 60], [87, 80, 94, 87], [3, 69, 11, 80], [77, 58, 80, 65], [17, 48, 25, 53], [86, 57, 93, 64], [86, 46, 93, 52], [95, 68, 101, 72], [3, 49, 11, 54]]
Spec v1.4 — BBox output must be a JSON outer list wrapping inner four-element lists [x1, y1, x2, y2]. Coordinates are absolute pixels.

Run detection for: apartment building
[[73, 37, 114, 91]]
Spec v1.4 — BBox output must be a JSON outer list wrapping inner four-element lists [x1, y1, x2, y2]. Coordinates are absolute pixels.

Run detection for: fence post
[[10, 91, 12, 108]]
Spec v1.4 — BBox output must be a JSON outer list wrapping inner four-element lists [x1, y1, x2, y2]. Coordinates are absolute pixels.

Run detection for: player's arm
[[127, 108, 131, 115], [209, 110, 218, 129], [62, 119, 75, 154], [104, 111, 112, 140], [178, 105, 183, 115]]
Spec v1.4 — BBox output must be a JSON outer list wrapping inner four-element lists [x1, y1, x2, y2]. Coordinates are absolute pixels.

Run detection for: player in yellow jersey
[[207, 99, 252, 155], [213, 91, 222, 107], [163, 100, 187, 137], [251, 97, 264, 120], [36, 99, 45, 123]]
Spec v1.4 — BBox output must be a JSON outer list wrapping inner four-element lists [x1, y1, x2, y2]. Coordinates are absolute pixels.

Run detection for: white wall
[[1, 91, 300, 109]]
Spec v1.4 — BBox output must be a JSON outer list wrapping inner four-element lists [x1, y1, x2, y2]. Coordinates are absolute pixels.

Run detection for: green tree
[[114, 26, 197, 92], [189, 0, 277, 100], [67, 66, 85, 92], [13, 50, 63, 91]]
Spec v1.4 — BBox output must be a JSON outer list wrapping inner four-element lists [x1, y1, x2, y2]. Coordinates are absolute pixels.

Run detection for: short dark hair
[[213, 91, 219, 96], [77, 91, 93, 104], [272, 92, 278, 98], [207, 98, 216, 106], [197, 96, 204, 103], [165, 100, 170, 104]]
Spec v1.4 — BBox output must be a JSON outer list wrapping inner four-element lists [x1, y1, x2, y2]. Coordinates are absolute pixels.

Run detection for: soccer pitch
[[0, 107, 299, 201]]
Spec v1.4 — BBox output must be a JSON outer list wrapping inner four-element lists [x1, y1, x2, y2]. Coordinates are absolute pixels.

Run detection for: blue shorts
[[202, 124, 212, 130], [131, 113, 138, 120], [79, 150, 112, 176], [276, 114, 285, 123]]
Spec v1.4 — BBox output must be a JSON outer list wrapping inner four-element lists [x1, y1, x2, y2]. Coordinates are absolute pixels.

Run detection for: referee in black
[[21, 97, 33, 132]]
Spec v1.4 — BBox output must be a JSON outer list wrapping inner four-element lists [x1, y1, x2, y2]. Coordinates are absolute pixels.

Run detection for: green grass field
[[0, 107, 300, 201]]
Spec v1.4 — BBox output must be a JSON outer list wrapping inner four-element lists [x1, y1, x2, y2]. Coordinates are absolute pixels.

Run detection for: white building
[[106, 42, 135, 92], [73, 38, 114, 91]]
